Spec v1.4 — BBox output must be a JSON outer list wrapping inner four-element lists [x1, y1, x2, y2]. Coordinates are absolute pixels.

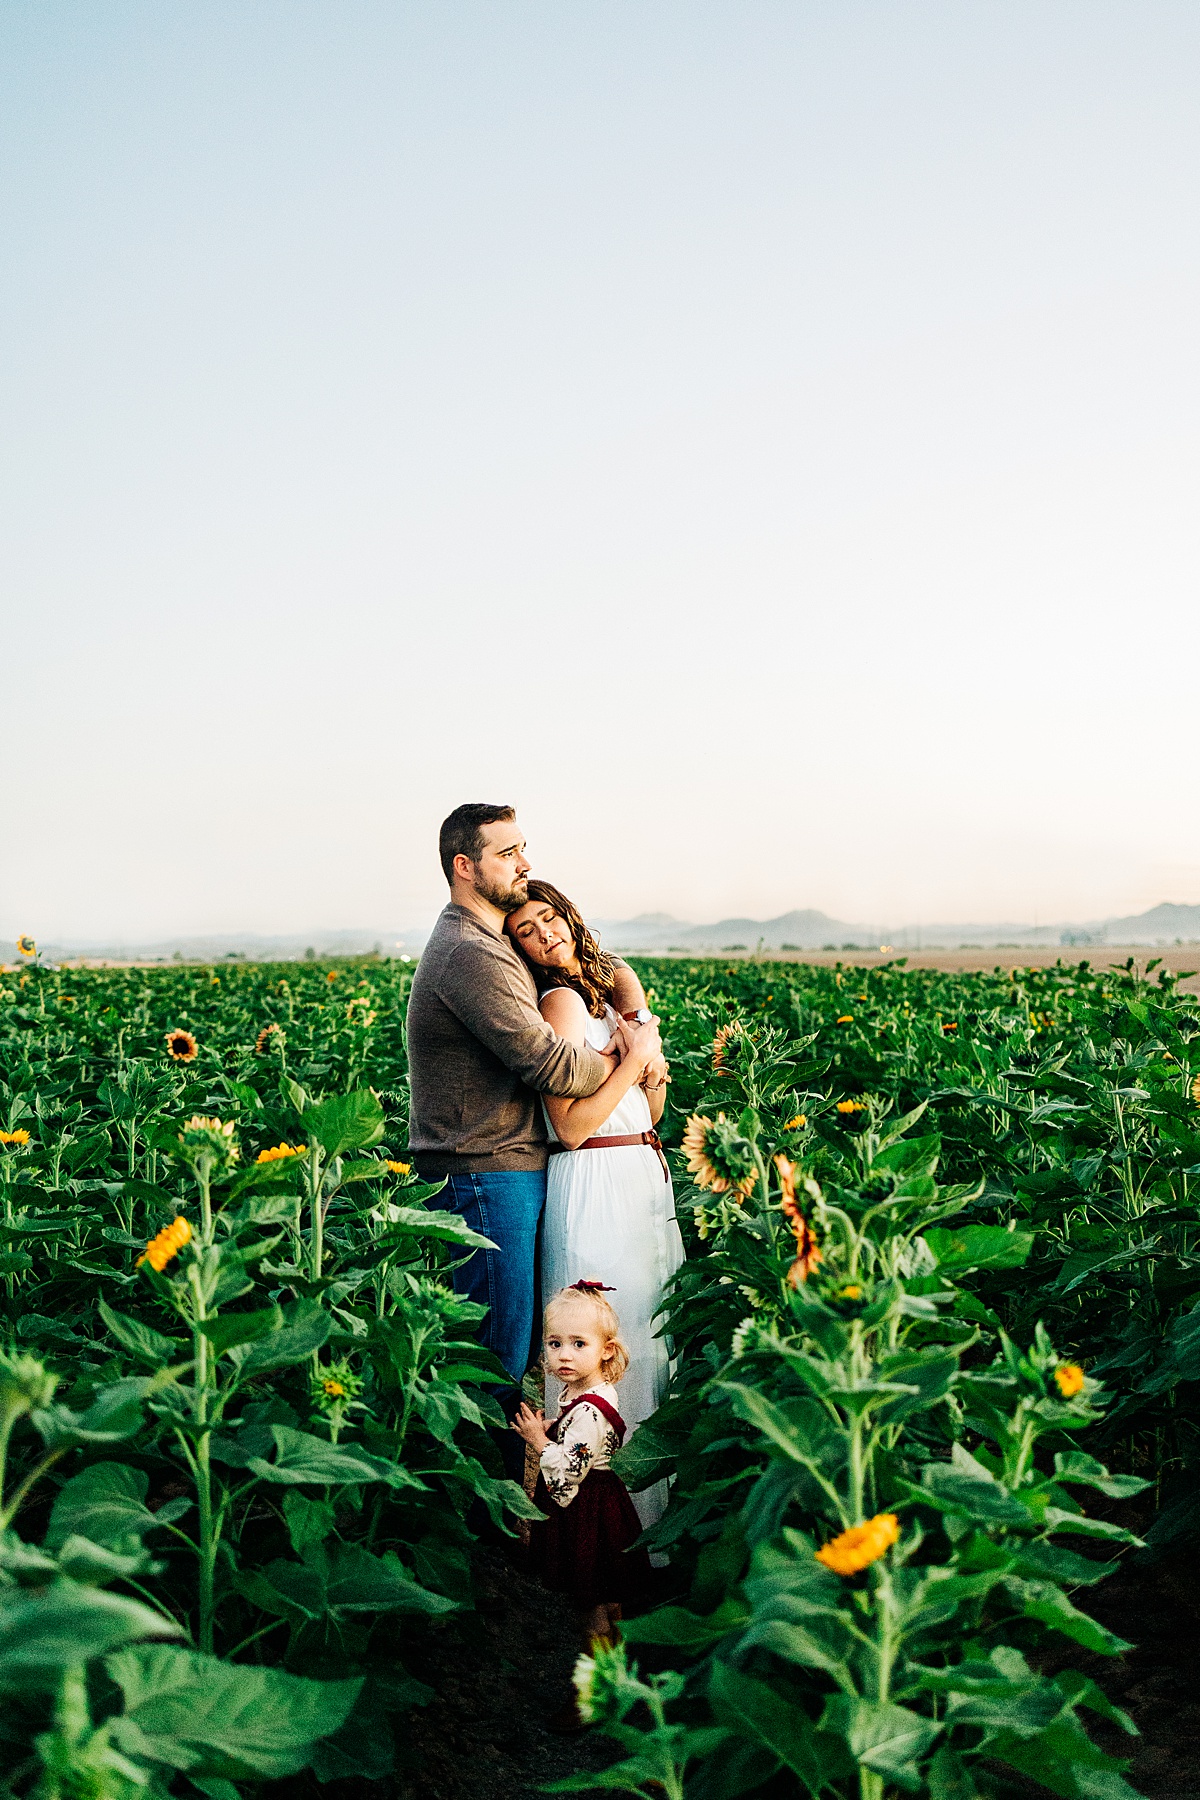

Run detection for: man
[[406, 803, 660, 1431]]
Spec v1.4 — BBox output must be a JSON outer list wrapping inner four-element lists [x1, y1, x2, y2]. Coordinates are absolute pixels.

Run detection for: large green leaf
[[46, 1464, 158, 1554], [32, 1378, 150, 1451], [439, 1457, 543, 1525], [988, 1709, 1141, 1800], [416, 1380, 484, 1440], [231, 1299, 331, 1375], [244, 1424, 424, 1490], [715, 1381, 823, 1461], [199, 1307, 283, 1358], [302, 1090, 385, 1159], [98, 1299, 184, 1367], [106, 1643, 361, 1778], [709, 1661, 834, 1795], [611, 1416, 682, 1491], [917, 1448, 1036, 1528], [923, 1225, 1034, 1273], [323, 1542, 459, 1614], [1003, 1577, 1133, 1656], [874, 1350, 959, 1427], [1052, 1452, 1151, 1500], [374, 1208, 498, 1250], [623, 1600, 748, 1651], [820, 1696, 940, 1791], [0, 1583, 178, 1692]]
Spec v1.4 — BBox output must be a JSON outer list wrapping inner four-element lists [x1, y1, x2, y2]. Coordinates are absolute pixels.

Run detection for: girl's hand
[[641, 1053, 670, 1091], [510, 1402, 551, 1452], [613, 1015, 661, 1075]]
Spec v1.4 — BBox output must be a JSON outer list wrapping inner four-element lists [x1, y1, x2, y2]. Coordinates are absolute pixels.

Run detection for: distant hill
[[31, 900, 1200, 964], [593, 909, 870, 951], [44, 928, 423, 963], [1098, 903, 1200, 943], [595, 902, 1200, 952]]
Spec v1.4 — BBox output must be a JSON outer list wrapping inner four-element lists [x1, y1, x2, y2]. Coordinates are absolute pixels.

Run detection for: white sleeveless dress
[[540, 1001, 685, 1529]]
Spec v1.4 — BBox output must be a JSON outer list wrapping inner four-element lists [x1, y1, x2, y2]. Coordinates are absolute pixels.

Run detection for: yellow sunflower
[[1054, 1363, 1085, 1399], [137, 1215, 193, 1272], [815, 1513, 899, 1576]]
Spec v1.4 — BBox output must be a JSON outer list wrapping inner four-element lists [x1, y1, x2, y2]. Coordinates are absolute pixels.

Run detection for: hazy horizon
[[24, 894, 1200, 957], [6, 4, 1200, 943]]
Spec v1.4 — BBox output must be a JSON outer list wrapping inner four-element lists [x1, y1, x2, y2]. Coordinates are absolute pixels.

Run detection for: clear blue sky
[[4, 2, 1199, 940]]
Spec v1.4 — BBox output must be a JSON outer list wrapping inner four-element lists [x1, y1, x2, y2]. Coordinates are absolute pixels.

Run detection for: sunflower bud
[[0, 1348, 58, 1424], [178, 1115, 239, 1173]]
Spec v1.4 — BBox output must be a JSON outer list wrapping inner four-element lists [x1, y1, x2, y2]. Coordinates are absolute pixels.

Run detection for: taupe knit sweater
[[405, 904, 611, 1177]]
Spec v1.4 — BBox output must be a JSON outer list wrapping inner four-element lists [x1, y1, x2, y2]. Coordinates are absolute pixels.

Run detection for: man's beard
[[475, 872, 529, 915]]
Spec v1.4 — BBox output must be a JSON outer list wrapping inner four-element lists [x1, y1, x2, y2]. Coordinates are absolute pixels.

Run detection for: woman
[[506, 880, 684, 1529]]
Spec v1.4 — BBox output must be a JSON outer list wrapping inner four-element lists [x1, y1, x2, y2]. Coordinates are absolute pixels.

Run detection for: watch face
[[635, 1008, 652, 1023]]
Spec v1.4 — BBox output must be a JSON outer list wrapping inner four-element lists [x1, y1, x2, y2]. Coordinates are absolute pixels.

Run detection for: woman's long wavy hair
[[509, 879, 617, 1019]]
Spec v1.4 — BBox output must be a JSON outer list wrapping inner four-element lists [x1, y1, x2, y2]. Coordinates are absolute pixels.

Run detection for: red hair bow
[[569, 1279, 615, 1293]]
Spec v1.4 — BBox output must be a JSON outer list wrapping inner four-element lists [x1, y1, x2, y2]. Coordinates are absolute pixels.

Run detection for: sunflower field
[[1, 947, 1198, 1800], [0, 952, 539, 1798]]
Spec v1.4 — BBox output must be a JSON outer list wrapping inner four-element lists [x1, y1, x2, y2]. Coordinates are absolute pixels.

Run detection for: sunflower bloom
[[386, 1160, 411, 1175], [255, 1024, 282, 1053], [256, 1142, 308, 1164], [165, 1028, 198, 1063], [682, 1115, 721, 1190], [681, 1114, 757, 1199], [836, 1099, 865, 1115], [711, 1023, 740, 1073], [326, 970, 338, 983], [138, 1215, 193, 1272], [783, 1113, 807, 1131], [0, 1128, 31, 1149], [786, 1218, 823, 1286], [815, 1513, 899, 1575], [836, 1015, 854, 1025], [323, 1379, 346, 1397], [1054, 1363, 1085, 1399], [1192, 1073, 1200, 1107], [16, 936, 35, 958]]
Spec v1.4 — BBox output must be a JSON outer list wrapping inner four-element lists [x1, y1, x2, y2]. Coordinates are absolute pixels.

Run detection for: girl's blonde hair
[[544, 1284, 630, 1383]]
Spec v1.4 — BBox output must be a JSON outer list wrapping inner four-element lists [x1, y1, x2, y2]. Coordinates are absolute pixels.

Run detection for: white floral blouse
[[540, 1382, 624, 1509]]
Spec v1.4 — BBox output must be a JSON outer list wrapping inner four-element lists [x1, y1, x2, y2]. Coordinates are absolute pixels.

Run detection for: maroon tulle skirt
[[529, 1470, 653, 1609]]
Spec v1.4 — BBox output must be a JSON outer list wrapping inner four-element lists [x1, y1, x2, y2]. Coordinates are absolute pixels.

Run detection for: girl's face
[[507, 900, 577, 970], [544, 1314, 613, 1389]]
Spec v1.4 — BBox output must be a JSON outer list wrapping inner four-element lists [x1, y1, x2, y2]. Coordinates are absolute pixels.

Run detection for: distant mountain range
[[38, 929, 422, 963], [592, 901, 1200, 953], [26, 902, 1200, 963]]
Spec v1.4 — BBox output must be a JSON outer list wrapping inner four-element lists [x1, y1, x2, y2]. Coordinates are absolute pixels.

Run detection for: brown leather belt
[[548, 1128, 670, 1182]]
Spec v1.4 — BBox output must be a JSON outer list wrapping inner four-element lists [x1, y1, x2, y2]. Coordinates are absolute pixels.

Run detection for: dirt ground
[[282, 1539, 1200, 1800], [277, 1545, 617, 1800], [1078, 1549, 1200, 1800]]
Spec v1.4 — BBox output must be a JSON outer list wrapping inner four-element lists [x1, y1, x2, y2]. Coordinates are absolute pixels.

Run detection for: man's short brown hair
[[439, 804, 516, 884]]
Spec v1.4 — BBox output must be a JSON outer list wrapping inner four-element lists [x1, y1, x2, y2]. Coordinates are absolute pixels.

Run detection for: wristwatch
[[622, 1008, 653, 1024]]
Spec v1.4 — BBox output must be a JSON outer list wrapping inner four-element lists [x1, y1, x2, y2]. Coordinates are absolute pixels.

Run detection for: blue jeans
[[443, 1169, 547, 1390]]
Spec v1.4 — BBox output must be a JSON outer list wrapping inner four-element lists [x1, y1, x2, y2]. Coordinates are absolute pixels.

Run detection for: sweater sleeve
[[437, 937, 611, 1098], [540, 1403, 608, 1509]]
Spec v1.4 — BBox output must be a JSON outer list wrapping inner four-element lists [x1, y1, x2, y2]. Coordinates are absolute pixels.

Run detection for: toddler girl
[[512, 1280, 653, 1659]]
